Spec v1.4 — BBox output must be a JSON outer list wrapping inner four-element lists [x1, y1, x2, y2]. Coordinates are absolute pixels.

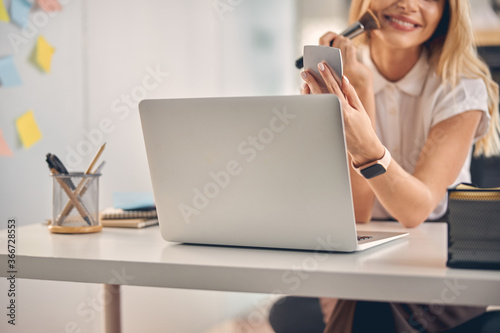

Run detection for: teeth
[[389, 16, 417, 28]]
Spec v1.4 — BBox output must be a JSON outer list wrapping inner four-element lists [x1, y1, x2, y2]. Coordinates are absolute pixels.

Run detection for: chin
[[385, 39, 421, 50], [372, 32, 424, 51]]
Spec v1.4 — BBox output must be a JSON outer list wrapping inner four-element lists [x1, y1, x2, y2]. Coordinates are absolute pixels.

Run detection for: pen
[[46, 153, 76, 190]]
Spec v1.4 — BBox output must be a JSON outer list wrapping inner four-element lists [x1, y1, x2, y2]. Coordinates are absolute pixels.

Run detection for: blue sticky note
[[113, 192, 155, 210], [10, 0, 32, 29], [0, 56, 22, 88]]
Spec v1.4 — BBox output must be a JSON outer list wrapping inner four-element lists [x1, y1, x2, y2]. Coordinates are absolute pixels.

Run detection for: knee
[[268, 296, 325, 333], [481, 311, 500, 333]]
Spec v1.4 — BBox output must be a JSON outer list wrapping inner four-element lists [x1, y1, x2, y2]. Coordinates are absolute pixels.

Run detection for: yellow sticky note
[[0, 0, 10, 22], [0, 129, 13, 157], [16, 110, 43, 149], [35, 36, 55, 73]]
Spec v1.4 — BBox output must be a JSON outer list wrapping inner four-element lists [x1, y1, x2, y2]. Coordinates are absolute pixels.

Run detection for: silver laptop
[[139, 95, 408, 252]]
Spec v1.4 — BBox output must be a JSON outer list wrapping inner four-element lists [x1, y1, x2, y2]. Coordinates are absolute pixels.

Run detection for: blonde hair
[[349, 0, 500, 156]]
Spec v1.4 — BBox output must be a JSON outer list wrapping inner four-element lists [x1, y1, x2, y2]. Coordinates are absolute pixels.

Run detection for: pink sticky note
[[0, 129, 14, 157], [36, 0, 61, 12]]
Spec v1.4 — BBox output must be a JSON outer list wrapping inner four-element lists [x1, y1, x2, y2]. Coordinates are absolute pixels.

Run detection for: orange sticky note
[[35, 36, 55, 73], [16, 110, 43, 149], [0, 129, 13, 157], [36, 0, 61, 12], [0, 0, 10, 22]]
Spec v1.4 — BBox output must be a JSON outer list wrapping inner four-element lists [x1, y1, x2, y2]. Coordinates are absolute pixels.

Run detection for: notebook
[[113, 192, 155, 210], [101, 218, 159, 229], [100, 207, 158, 220]]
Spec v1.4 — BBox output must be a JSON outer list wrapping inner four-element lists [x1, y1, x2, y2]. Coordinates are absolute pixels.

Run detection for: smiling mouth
[[385, 15, 421, 28]]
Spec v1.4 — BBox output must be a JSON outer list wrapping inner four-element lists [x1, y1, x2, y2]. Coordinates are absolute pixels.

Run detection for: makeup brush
[[295, 9, 380, 69]]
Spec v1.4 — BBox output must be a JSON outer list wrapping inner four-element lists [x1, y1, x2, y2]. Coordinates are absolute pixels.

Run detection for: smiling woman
[[290, 0, 500, 332], [371, 0, 446, 48]]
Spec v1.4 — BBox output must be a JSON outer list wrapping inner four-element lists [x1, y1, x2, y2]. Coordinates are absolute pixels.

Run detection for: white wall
[[0, 0, 299, 226], [0, 0, 85, 229], [297, 0, 349, 50], [0, 0, 297, 332], [0, 278, 271, 333], [83, 0, 298, 208]]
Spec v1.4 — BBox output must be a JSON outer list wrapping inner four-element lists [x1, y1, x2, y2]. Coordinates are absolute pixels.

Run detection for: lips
[[384, 14, 422, 30]]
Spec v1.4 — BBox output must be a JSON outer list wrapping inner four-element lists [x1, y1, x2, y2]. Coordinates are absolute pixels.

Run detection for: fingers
[[320, 32, 357, 65], [335, 36, 357, 61], [300, 71, 323, 94], [319, 32, 338, 46], [301, 83, 310, 95], [343, 43, 357, 65], [316, 65, 365, 116], [341, 75, 363, 110], [330, 34, 349, 49], [317, 62, 344, 98], [332, 36, 358, 72], [320, 32, 354, 56]]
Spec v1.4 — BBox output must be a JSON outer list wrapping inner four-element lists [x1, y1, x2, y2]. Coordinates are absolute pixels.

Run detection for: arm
[[318, 33, 378, 223], [302, 63, 482, 228], [368, 110, 482, 227], [347, 82, 377, 223], [349, 150, 377, 223], [302, 80, 376, 223]]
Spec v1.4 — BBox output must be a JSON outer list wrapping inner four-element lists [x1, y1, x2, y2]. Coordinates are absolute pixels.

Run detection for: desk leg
[[103, 284, 121, 333]]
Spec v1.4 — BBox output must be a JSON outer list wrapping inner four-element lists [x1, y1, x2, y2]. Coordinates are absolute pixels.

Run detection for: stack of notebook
[[100, 192, 159, 228]]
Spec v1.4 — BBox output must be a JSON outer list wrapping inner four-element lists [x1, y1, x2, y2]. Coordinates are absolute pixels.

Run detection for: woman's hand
[[319, 32, 372, 92], [301, 62, 384, 167]]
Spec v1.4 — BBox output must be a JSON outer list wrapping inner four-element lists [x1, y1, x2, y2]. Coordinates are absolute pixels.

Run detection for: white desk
[[1, 222, 500, 332]]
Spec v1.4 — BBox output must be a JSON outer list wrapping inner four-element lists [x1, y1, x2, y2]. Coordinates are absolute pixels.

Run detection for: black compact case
[[447, 183, 500, 270]]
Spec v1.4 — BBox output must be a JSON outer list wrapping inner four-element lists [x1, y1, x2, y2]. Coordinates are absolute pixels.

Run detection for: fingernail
[[318, 63, 325, 72], [301, 71, 308, 80], [343, 75, 349, 84]]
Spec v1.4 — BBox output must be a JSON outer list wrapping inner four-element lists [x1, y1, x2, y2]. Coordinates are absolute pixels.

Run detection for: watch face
[[360, 163, 387, 179]]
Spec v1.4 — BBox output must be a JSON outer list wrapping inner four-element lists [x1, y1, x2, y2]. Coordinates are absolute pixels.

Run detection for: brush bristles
[[359, 9, 380, 31]]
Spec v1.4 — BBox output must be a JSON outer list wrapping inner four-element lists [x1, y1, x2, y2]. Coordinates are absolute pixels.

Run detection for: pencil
[[85, 143, 106, 174]]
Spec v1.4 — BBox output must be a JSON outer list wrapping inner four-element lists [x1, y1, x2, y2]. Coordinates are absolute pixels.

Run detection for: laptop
[[139, 94, 408, 252]]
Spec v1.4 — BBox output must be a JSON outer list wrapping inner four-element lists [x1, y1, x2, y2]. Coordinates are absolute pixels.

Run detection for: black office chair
[[472, 46, 500, 188], [470, 155, 500, 187]]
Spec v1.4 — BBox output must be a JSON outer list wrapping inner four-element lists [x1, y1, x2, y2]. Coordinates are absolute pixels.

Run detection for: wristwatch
[[352, 146, 391, 179]]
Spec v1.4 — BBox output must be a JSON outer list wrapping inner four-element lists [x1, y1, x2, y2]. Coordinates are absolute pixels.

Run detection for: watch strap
[[352, 147, 391, 178]]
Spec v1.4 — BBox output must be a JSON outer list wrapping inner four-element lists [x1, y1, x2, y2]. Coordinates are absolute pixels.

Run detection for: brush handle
[[295, 21, 363, 69], [338, 22, 364, 39]]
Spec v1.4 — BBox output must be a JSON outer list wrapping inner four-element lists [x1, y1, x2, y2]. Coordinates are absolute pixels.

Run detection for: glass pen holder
[[49, 173, 102, 234]]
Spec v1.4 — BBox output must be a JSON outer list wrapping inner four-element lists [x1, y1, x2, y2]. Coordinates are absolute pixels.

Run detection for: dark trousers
[[269, 296, 500, 333], [268, 297, 325, 333]]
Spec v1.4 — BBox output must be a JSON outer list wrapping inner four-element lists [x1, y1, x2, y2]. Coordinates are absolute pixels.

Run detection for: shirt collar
[[362, 47, 430, 96]]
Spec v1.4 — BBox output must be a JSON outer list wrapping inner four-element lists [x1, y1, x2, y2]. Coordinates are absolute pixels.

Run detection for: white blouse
[[360, 48, 491, 220]]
